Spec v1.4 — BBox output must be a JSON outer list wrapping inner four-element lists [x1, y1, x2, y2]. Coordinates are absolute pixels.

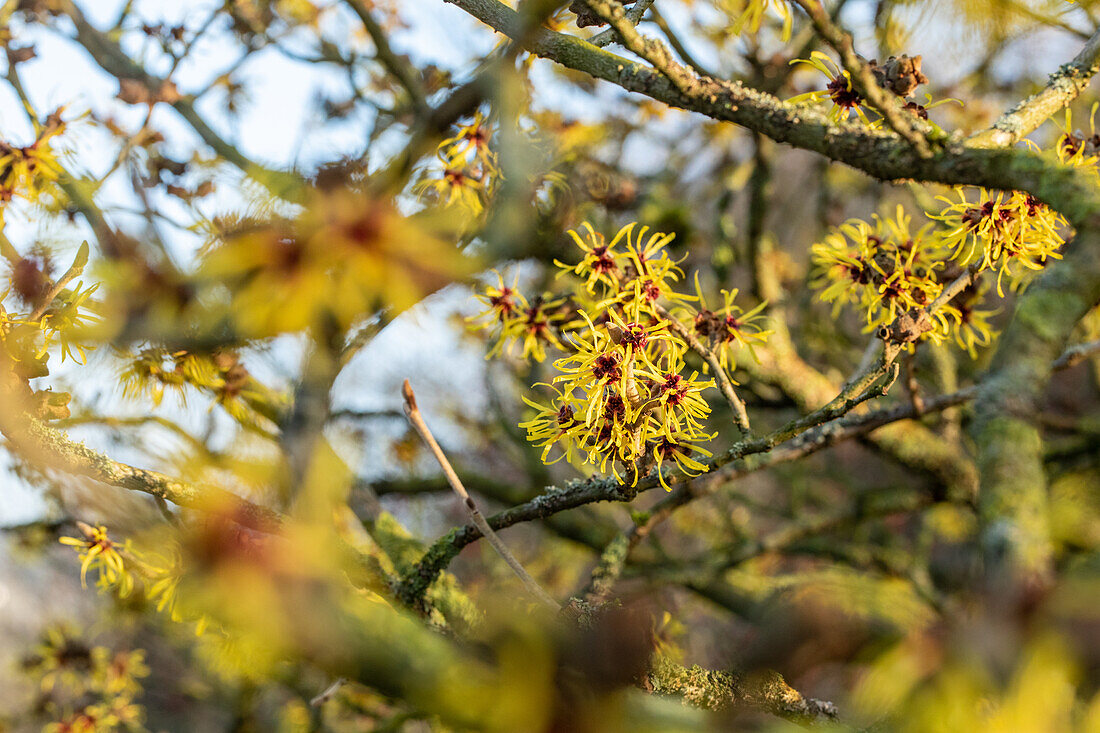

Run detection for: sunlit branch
[[588, 0, 656, 48], [968, 23, 1100, 148]]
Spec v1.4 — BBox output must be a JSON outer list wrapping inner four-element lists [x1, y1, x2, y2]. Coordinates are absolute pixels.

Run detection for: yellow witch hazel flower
[[934, 280, 999, 359], [789, 52, 870, 123], [809, 190, 1063, 358], [557, 221, 628, 294], [1055, 103, 1100, 169], [413, 112, 500, 215], [438, 111, 499, 177], [59, 522, 135, 596], [0, 109, 68, 209], [789, 52, 951, 129], [200, 186, 473, 337], [681, 273, 771, 372], [39, 280, 101, 364], [412, 161, 486, 214], [928, 187, 1067, 296], [520, 383, 586, 465], [467, 270, 568, 362], [478, 221, 764, 491], [811, 205, 943, 332]]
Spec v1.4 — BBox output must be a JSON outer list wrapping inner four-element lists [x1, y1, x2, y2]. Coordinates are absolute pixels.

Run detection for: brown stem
[[401, 379, 560, 610], [655, 305, 751, 433]]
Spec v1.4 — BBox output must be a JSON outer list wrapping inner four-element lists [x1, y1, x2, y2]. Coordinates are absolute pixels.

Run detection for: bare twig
[[655, 305, 751, 433], [310, 677, 347, 707], [1051, 338, 1100, 370], [401, 380, 560, 610], [343, 0, 428, 112], [589, 0, 656, 48], [649, 6, 718, 79]]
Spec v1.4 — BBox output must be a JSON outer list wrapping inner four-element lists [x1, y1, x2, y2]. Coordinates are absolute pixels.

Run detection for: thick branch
[[442, 0, 1100, 217]]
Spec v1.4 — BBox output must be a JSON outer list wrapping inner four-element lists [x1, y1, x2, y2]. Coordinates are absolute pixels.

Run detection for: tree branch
[[6, 416, 282, 531], [646, 656, 837, 723], [588, 0, 656, 48], [968, 23, 1100, 149]]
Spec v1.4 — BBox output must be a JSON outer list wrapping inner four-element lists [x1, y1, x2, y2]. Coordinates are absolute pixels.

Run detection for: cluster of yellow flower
[[1057, 104, 1100, 168], [795, 57, 1076, 358], [413, 112, 499, 215], [119, 347, 283, 431], [812, 206, 945, 331], [59, 523, 200, 634], [196, 186, 473, 336], [471, 222, 770, 489], [0, 110, 67, 218], [24, 625, 149, 733], [930, 189, 1066, 294], [811, 191, 1067, 357]]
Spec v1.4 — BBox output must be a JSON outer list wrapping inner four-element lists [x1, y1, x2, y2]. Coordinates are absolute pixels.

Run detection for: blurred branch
[[5, 416, 282, 531], [1051, 338, 1100, 370], [589, 0, 656, 48], [58, 0, 303, 199], [646, 656, 837, 723], [343, 0, 429, 113], [649, 6, 717, 79], [54, 414, 214, 458]]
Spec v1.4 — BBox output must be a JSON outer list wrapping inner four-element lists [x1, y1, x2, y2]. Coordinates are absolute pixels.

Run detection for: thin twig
[[343, 0, 428, 112], [401, 380, 560, 610], [968, 23, 1100, 148], [649, 6, 717, 79], [310, 677, 346, 707], [884, 266, 981, 346], [1052, 338, 1100, 370], [655, 305, 751, 433], [789, 0, 932, 157], [589, 0, 656, 48]]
